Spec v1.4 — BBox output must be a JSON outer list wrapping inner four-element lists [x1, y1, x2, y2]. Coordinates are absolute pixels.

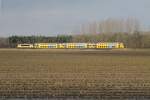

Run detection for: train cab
[[17, 44, 34, 48]]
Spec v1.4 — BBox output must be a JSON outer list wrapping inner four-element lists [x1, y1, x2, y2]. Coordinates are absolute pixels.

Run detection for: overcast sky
[[0, 0, 150, 36]]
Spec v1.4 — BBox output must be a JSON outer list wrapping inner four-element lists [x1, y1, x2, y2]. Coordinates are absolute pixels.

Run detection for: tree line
[[80, 17, 141, 34], [7, 35, 73, 48], [0, 32, 150, 48], [0, 18, 150, 48]]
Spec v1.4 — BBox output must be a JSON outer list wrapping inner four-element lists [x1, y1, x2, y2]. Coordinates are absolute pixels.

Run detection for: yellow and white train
[[17, 42, 125, 49]]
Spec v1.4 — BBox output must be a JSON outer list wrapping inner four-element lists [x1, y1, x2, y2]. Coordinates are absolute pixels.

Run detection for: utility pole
[[0, 0, 3, 15], [0, 0, 1, 13]]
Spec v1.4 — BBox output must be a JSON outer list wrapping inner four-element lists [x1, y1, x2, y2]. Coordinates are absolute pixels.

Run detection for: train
[[17, 42, 125, 49]]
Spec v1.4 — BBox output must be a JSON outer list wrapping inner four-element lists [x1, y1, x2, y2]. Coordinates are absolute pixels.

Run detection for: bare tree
[[125, 17, 141, 34]]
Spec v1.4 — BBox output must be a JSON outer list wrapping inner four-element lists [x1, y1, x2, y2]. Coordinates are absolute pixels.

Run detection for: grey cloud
[[0, 0, 150, 36]]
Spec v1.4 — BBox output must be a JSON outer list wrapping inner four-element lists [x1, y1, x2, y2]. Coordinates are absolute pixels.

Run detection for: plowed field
[[0, 49, 150, 99]]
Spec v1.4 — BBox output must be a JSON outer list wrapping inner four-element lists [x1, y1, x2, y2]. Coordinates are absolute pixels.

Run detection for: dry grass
[[0, 49, 150, 98]]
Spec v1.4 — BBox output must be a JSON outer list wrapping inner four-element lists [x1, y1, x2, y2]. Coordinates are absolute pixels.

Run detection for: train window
[[21, 44, 30, 46]]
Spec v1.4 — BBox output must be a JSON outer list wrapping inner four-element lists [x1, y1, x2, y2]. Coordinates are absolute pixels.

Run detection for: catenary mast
[[0, 0, 3, 15]]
